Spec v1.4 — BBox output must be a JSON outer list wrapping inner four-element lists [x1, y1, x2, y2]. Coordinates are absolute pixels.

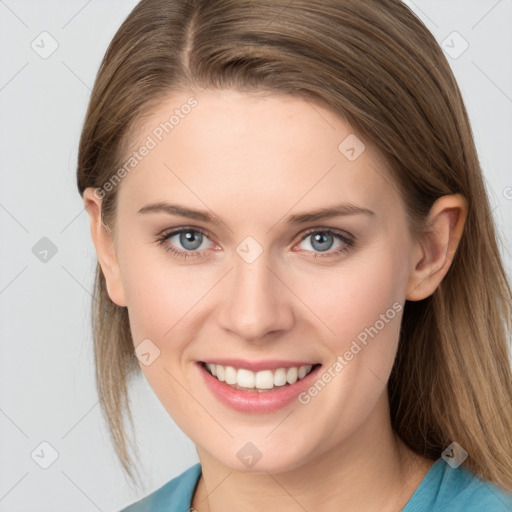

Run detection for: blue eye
[[155, 227, 355, 260], [296, 229, 355, 258], [156, 228, 213, 260]]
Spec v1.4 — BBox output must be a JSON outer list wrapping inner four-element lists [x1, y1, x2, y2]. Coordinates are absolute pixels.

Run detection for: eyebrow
[[137, 201, 375, 225]]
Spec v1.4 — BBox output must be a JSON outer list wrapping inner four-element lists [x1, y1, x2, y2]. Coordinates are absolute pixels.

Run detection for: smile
[[197, 360, 323, 413], [203, 362, 316, 392]]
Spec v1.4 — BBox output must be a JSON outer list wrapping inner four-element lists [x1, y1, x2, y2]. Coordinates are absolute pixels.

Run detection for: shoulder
[[439, 466, 512, 512], [404, 458, 512, 512], [119, 463, 202, 512]]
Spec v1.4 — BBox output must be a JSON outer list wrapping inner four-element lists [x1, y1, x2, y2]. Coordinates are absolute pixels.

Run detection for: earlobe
[[406, 193, 467, 301], [83, 188, 127, 307]]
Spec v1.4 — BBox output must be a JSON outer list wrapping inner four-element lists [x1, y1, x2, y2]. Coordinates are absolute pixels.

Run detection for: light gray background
[[1, 1, 511, 511]]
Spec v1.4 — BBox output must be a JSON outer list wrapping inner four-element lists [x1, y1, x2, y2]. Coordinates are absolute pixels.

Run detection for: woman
[[77, 0, 512, 510]]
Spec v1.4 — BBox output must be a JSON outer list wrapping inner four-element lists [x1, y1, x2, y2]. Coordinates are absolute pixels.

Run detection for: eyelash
[[155, 227, 355, 261]]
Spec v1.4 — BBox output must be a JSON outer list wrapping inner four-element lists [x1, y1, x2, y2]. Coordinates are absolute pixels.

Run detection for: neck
[[191, 391, 434, 512]]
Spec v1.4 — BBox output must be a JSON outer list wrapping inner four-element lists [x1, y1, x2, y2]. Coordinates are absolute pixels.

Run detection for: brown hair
[[76, 0, 512, 492]]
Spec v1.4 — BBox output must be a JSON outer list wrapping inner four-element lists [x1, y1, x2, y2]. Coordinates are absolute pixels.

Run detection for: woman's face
[[93, 89, 423, 472]]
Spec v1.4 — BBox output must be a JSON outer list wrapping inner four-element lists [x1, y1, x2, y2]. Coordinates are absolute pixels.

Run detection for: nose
[[217, 248, 295, 343]]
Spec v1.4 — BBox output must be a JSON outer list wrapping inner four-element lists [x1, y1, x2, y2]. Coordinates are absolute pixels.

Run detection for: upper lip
[[199, 359, 320, 372]]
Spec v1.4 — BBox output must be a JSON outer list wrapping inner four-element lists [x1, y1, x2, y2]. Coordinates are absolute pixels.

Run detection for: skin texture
[[83, 89, 467, 511]]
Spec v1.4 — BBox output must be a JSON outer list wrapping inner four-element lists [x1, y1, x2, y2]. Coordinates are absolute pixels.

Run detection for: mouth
[[196, 360, 323, 413], [200, 361, 321, 393]]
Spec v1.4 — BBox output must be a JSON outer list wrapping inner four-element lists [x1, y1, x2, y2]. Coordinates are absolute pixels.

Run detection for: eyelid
[[157, 225, 219, 249], [157, 225, 354, 246], [297, 226, 354, 243], [156, 225, 356, 259], [156, 224, 213, 239], [291, 227, 355, 256]]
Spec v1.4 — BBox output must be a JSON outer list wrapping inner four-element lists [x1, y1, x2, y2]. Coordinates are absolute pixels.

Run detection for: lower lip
[[196, 362, 322, 413]]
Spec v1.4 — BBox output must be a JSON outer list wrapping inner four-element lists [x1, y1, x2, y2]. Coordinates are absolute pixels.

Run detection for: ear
[[406, 193, 467, 301], [83, 188, 127, 307]]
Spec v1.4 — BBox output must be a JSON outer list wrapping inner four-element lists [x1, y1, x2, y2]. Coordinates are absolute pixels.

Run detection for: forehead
[[116, 89, 400, 223]]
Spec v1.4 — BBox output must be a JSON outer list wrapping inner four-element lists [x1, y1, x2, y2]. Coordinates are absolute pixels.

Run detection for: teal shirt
[[119, 458, 512, 511]]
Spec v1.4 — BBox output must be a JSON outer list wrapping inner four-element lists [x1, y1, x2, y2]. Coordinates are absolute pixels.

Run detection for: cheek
[[290, 246, 408, 415], [286, 254, 406, 439], [296, 249, 406, 348], [121, 255, 209, 420], [119, 238, 209, 340], [125, 279, 203, 365]]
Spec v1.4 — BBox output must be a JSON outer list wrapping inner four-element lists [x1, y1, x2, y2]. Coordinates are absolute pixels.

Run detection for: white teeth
[[286, 366, 298, 384], [237, 368, 255, 388], [205, 363, 314, 390], [216, 365, 225, 382], [255, 370, 274, 389], [273, 368, 287, 386], [224, 365, 237, 385], [298, 366, 308, 379]]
